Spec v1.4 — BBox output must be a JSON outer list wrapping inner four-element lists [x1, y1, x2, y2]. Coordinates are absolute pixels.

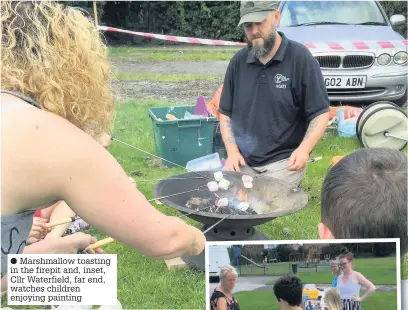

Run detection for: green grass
[[258, 128, 361, 241], [234, 291, 397, 310], [109, 100, 407, 307], [115, 72, 219, 82], [109, 100, 362, 238], [108, 100, 405, 308], [3, 99, 405, 309], [109, 46, 240, 60], [255, 257, 397, 285]]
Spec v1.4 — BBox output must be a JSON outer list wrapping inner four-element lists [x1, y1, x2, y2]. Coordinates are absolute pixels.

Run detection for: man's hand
[[352, 296, 363, 302], [224, 151, 246, 172], [288, 147, 309, 171]]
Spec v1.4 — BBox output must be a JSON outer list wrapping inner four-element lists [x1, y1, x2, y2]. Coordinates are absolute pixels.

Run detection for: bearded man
[[218, 1, 330, 187]]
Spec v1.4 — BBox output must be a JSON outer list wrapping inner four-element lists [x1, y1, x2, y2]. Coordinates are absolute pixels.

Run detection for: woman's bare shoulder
[[2, 96, 96, 147], [2, 97, 108, 210]]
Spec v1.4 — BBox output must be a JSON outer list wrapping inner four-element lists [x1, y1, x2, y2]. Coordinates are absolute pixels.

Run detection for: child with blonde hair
[[323, 288, 342, 310]]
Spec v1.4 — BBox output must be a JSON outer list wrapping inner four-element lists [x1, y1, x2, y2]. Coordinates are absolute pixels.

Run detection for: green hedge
[[63, 1, 406, 45]]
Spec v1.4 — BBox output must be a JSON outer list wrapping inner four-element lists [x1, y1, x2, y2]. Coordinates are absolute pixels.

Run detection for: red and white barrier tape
[[98, 25, 408, 50], [98, 25, 246, 46]]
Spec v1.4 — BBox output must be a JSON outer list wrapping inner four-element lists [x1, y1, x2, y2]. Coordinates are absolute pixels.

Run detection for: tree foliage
[[62, 1, 406, 45]]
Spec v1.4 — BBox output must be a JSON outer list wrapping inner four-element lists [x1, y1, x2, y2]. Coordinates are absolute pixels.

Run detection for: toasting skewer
[[45, 216, 80, 228], [254, 156, 323, 179], [147, 186, 208, 203], [85, 237, 115, 250], [111, 137, 211, 181], [202, 213, 234, 234], [178, 206, 210, 218], [78, 237, 116, 253], [133, 177, 205, 182]]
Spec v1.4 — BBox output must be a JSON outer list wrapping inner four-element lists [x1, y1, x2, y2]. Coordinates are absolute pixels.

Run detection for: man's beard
[[247, 30, 277, 59]]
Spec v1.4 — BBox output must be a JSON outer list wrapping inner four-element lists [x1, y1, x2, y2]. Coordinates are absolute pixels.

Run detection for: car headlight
[[394, 51, 408, 65], [377, 53, 391, 65]]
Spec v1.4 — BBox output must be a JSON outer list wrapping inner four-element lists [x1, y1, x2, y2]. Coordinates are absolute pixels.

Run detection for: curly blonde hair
[[1, 1, 114, 138]]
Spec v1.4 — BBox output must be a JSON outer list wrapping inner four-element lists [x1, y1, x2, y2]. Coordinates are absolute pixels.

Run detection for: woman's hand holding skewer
[[185, 226, 206, 256], [44, 233, 104, 254]]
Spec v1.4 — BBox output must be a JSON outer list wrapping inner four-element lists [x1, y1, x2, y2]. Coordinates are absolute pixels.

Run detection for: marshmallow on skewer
[[243, 182, 253, 189], [214, 171, 224, 182], [216, 198, 229, 208], [242, 175, 253, 183], [237, 202, 249, 212], [207, 181, 219, 192], [218, 179, 230, 190]]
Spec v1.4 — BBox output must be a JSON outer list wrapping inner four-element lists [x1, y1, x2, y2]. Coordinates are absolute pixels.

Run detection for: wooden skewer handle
[[86, 237, 115, 250], [45, 218, 73, 228]]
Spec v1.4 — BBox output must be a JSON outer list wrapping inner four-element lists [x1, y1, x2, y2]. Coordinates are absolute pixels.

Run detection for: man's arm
[[220, 114, 238, 153], [288, 50, 330, 170], [299, 52, 330, 154], [218, 58, 246, 171], [298, 112, 329, 154], [220, 114, 246, 171]]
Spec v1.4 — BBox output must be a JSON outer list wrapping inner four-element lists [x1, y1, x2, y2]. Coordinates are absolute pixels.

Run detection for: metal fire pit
[[153, 171, 308, 270]]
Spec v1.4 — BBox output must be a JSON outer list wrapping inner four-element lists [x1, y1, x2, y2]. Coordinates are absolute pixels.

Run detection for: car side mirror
[[390, 15, 406, 26]]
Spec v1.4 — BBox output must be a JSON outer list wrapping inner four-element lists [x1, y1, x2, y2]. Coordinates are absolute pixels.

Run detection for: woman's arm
[[216, 297, 228, 310], [15, 109, 205, 260], [355, 272, 376, 301]]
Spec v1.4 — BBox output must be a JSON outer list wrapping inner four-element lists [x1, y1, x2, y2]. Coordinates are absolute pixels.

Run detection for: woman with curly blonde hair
[[1, 0, 205, 290]]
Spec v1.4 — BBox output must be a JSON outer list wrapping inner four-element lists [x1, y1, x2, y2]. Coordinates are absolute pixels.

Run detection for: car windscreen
[[279, 1, 387, 27]]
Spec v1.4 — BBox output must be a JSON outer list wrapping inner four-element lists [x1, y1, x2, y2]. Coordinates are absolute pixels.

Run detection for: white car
[[208, 245, 231, 283]]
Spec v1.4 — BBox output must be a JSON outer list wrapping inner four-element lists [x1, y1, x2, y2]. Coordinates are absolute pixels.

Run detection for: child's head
[[318, 148, 407, 254], [323, 288, 341, 310], [273, 275, 303, 309]]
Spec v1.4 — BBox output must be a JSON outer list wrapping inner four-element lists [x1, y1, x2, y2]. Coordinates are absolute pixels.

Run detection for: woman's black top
[[210, 289, 240, 310]]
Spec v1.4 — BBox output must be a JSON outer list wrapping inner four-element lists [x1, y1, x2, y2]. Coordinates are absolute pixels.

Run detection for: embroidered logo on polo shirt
[[274, 74, 290, 89]]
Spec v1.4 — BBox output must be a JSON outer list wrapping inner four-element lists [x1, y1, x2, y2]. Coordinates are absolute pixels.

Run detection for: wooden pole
[[93, 1, 98, 27]]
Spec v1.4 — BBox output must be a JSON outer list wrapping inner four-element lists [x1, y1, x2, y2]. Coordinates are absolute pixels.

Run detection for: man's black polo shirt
[[218, 32, 329, 167]]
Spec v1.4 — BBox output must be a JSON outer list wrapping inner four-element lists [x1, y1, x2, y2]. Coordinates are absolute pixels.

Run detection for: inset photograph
[[207, 240, 400, 310]]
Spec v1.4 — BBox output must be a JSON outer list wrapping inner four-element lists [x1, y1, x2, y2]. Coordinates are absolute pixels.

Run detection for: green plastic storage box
[[148, 106, 217, 168]]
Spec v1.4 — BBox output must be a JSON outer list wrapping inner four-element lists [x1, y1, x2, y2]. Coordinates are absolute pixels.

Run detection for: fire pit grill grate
[[153, 170, 309, 271]]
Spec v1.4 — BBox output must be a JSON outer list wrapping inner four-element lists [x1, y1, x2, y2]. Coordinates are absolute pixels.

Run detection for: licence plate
[[323, 76, 366, 89]]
